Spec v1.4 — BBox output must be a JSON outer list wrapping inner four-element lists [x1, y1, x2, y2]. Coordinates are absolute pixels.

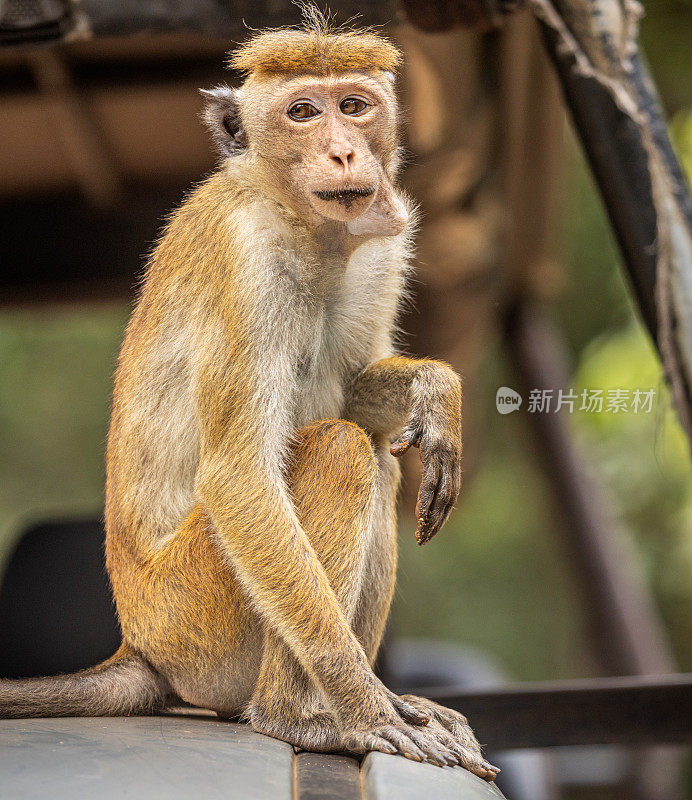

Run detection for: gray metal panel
[[295, 751, 361, 800], [361, 752, 506, 800], [0, 717, 294, 800]]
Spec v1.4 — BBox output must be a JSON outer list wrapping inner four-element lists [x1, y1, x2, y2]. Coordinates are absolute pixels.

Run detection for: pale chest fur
[[287, 238, 409, 428]]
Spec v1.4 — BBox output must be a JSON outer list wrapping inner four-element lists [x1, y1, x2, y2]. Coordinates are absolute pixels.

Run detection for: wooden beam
[[424, 674, 692, 749]]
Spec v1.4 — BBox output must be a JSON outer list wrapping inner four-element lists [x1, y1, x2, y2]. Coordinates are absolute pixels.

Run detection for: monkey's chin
[[346, 191, 409, 237]]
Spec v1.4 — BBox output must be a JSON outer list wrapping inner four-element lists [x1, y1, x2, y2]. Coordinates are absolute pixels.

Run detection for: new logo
[[496, 387, 522, 414]]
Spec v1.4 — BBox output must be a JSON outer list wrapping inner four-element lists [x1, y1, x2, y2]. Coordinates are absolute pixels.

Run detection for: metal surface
[[0, 717, 294, 800], [362, 751, 506, 800], [296, 752, 361, 800], [0, 715, 508, 800]]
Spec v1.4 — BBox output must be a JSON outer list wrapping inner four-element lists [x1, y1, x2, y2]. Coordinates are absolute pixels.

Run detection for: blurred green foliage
[[0, 307, 129, 578], [0, 0, 690, 684]]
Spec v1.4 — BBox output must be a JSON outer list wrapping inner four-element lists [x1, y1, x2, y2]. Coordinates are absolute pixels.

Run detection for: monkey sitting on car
[[0, 9, 498, 780]]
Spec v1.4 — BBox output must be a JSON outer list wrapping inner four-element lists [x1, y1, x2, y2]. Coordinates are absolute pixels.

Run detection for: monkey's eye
[[340, 97, 369, 116], [288, 102, 320, 121]]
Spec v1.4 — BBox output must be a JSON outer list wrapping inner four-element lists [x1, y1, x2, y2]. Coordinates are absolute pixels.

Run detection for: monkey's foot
[[251, 698, 478, 771], [248, 703, 342, 752], [394, 694, 500, 781], [340, 715, 465, 768]]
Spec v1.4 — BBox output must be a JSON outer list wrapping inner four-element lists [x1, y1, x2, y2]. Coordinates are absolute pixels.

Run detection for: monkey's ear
[[200, 86, 247, 157]]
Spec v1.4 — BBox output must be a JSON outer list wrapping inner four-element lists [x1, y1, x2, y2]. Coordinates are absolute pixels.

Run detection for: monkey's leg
[[111, 505, 265, 717], [351, 435, 400, 665], [350, 441, 500, 781], [247, 419, 380, 752], [247, 421, 445, 764], [248, 422, 483, 771]]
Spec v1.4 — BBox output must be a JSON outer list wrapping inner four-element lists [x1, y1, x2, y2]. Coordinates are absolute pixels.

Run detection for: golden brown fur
[[229, 8, 402, 76], [0, 10, 497, 781]]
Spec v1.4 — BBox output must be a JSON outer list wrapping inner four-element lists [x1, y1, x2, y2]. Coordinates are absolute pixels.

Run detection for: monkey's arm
[[193, 349, 426, 735], [344, 356, 462, 543]]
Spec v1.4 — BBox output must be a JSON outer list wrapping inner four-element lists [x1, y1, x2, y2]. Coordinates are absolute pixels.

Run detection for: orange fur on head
[[228, 6, 401, 77]]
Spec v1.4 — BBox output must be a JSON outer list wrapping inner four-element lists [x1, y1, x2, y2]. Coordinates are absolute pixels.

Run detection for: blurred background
[[0, 0, 690, 797]]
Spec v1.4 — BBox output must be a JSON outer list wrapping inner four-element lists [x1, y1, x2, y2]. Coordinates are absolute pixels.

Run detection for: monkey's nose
[[329, 148, 355, 172]]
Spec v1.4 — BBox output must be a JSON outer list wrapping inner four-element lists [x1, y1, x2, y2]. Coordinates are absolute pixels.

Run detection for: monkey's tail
[[0, 642, 168, 719]]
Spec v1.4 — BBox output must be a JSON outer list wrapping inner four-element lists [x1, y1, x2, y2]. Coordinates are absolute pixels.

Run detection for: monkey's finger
[[399, 695, 453, 730], [442, 709, 473, 736], [389, 694, 430, 726], [439, 462, 462, 531], [398, 696, 488, 763], [425, 725, 495, 779], [358, 733, 398, 756], [390, 427, 420, 457], [424, 724, 488, 772], [392, 728, 451, 768], [417, 725, 464, 766], [426, 470, 455, 537], [404, 726, 458, 767], [392, 698, 498, 777], [437, 710, 482, 749], [419, 449, 462, 543], [439, 719, 484, 755], [454, 747, 501, 782], [390, 439, 412, 457], [378, 726, 427, 763], [414, 453, 442, 544], [436, 725, 501, 780]]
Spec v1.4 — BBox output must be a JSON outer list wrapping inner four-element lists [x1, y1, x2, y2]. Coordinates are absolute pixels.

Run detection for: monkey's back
[[105, 171, 252, 559]]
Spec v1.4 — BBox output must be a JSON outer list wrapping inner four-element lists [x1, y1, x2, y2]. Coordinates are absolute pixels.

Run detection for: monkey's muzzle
[[313, 186, 375, 210]]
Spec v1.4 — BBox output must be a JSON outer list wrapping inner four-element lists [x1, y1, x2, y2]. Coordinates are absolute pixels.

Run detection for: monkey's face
[[240, 72, 405, 231]]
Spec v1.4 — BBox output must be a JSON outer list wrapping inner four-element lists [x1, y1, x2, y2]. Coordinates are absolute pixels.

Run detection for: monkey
[[0, 9, 499, 781]]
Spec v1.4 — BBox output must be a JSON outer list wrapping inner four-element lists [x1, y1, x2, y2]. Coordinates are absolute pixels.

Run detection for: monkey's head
[[201, 8, 409, 236]]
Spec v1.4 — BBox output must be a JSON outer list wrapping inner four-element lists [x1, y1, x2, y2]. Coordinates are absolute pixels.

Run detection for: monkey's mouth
[[313, 186, 375, 210]]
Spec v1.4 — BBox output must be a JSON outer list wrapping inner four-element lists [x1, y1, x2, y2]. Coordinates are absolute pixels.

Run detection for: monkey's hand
[[396, 695, 500, 781], [339, 692, 470, 768], [390, 364, 462, 544]]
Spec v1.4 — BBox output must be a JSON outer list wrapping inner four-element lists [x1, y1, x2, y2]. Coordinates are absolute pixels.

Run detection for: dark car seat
[[0, 520, 121, 678]]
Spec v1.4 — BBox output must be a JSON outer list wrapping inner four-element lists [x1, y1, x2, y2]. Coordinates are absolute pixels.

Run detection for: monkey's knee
[[290, 419, 377, 491], [288, 420, 378, 539], [289, 421, 377, 603]]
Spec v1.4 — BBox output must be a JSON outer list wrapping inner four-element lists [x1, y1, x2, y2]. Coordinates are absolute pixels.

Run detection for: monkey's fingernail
[[402, 749, 425, 762], [414, 526, 432, 546], [390, 439, 411, 456]]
